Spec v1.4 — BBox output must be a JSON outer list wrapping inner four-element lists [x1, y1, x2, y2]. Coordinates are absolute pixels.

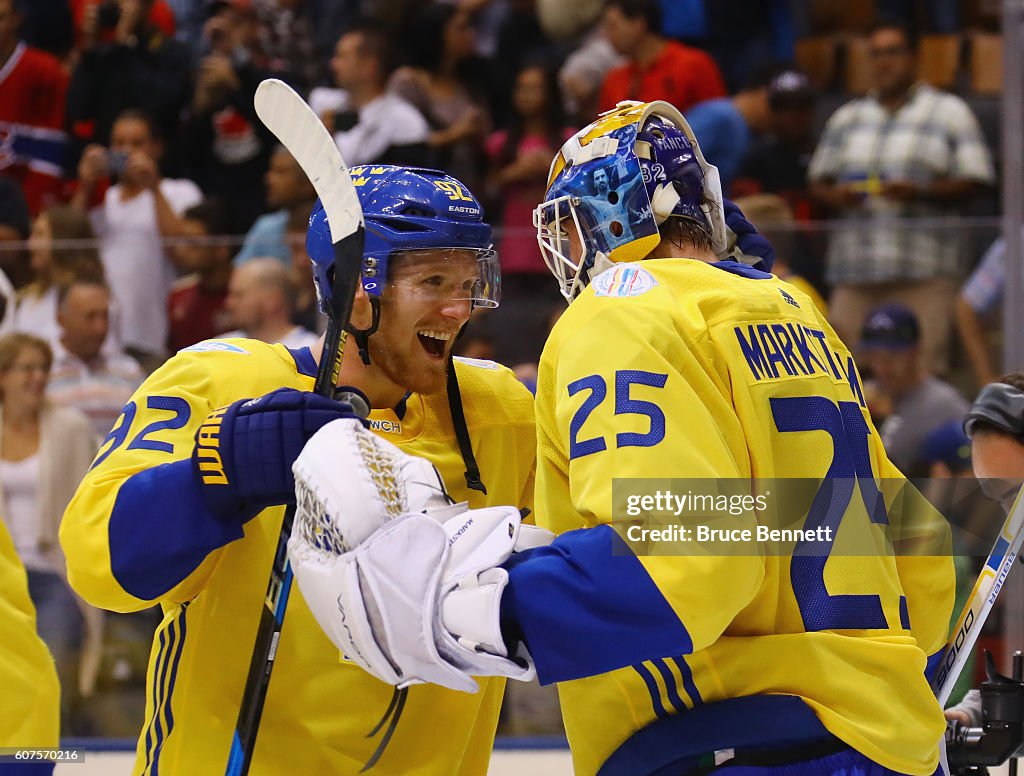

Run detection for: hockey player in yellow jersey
[[59, 166, 536, 775], [523, 100, 954, 776], [288, 103, 955, 776], [0, 517, 59, 776]]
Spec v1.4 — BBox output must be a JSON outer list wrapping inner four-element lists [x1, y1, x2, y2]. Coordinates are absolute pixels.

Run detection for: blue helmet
[[535, 101, 727, 301], [306, 165, 499, 313]]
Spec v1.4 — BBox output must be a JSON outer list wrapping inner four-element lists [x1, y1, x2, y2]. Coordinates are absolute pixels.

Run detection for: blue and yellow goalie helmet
[[534, 101, 726, 301], [306, 165, 500, 313]]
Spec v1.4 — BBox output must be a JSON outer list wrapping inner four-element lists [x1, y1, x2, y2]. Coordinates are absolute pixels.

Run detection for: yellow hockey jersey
[[60, 340, 535, 776], [509, 260, 953, 776], [0, 518, 59, 749]]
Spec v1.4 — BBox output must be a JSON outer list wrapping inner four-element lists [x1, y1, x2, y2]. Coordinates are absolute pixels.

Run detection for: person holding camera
[[178, 0, 275, 234], [71, 109, 201, 372], [66, 0, 190, 154]]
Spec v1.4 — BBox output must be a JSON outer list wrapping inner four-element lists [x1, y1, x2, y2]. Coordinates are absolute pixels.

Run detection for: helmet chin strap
[[345, 295, 381, 366]]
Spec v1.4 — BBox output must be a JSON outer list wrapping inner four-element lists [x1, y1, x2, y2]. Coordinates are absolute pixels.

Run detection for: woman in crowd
[[0, 333, 101, 731], [15, 205, 104, 343]]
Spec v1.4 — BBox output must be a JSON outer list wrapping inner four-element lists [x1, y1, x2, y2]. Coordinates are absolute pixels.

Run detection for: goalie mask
[[534, 101, 727, 302], [306, 165, 500, 314]]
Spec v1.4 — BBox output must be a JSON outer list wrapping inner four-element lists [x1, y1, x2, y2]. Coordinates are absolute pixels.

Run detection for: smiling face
[[0, 342, 50, 414], [367, 249, 479, 397]]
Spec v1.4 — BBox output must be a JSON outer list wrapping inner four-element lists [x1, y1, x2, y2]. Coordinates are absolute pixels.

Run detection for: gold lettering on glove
[[196, 407, 229, 485]]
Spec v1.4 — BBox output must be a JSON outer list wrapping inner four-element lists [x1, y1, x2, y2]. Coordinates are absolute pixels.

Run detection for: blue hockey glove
[[192, 387, 368, 523], [722, 199, 776, 273]]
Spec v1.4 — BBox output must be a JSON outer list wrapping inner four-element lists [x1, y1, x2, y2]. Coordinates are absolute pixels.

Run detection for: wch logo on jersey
[[195, 407, 229, 485], [592, 265, 658, 298]]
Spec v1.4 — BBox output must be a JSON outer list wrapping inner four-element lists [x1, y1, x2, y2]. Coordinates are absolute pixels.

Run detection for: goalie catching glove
[[287, 418, 551, 692]]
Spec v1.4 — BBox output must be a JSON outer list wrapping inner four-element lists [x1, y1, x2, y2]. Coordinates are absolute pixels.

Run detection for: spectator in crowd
[[66, 0, 191, 152], [250, 0, 320, 95], [858, 303, 969, 477], [0, 176, 32, 290], [73, 108, 202, 370], [233, 145, 315, 266], [285, 206, 323, 335], [391, 3, 490, 192], [309, 23, 430, 167], [0, 332, 101, 731], [47, 279, 145, 438], [685, 64, 779, 193], [221, 257, 318, 348], [0, 0, 70, 216], [178, 0, 275, 233], [597, 0, 726, 114], [488, 0, 561, 127], [167, 199, 234, 353], [731, 193, 827, 316], [733, 69, 819, 219], [955, 229, 1018, 389], [16, 0, 72, 57], [14, 205, 105, 345], [69, 0, 177, 52], [550, 3, 623, 123], [808, 21, 994, 373], [484, 62, 571, 365], [486, 63, 572, 280]]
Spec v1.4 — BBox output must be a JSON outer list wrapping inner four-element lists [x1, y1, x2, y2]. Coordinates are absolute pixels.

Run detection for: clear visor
[[385, 247, 501, 308], [534, 195, 590, 302]]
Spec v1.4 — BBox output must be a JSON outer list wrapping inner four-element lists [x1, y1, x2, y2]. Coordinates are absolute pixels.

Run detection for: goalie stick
[[933, 483, 1024, 707], [225, 78, 365, 776]]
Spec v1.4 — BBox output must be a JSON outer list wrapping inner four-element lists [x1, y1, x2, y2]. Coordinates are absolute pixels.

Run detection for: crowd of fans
[[0, 0, 1015, 738]]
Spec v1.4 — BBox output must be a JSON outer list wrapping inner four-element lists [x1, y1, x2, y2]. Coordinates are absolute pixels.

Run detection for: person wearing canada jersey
[[0, 0, 69, 215]]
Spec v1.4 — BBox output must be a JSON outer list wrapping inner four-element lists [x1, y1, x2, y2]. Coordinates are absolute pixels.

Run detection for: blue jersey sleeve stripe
[[142, 620, 171, 775], [502, 524, 693, 684], [157, 603, 188, 773], [141, 603, 188, 776], [652, 658, 687, 715], [109, 460, 244, 601], [671, 656, 703, 707], [632, 662, 669, 720]]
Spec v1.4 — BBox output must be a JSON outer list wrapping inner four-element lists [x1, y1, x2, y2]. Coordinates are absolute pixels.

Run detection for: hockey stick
[[225, 78, 365, 776], [932, 483, 1024, 706]]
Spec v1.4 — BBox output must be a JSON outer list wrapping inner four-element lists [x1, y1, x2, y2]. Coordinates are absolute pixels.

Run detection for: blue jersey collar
[[712, 259, 774, 279]]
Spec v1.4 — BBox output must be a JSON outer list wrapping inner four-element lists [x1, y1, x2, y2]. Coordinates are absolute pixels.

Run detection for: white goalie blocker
[[286, 418, 551, 692]]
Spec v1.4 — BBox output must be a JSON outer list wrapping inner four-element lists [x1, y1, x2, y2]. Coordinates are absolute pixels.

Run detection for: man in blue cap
[[860, 302, 968, 476]]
